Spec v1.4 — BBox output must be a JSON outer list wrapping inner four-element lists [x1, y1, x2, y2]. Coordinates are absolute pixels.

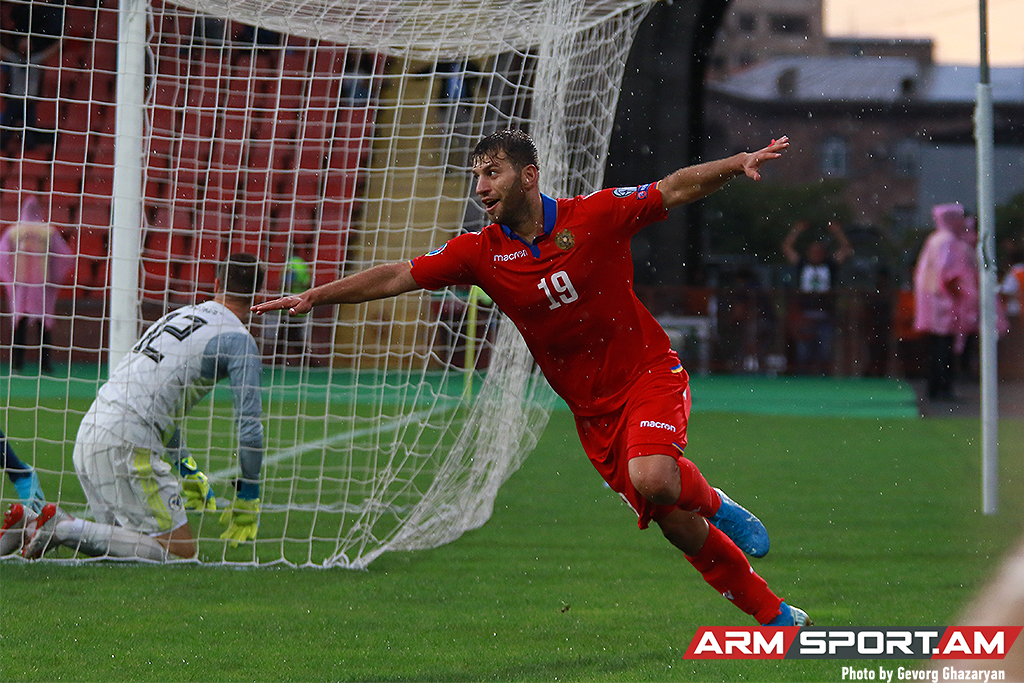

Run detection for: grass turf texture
[[2, 380, 1024, 681]]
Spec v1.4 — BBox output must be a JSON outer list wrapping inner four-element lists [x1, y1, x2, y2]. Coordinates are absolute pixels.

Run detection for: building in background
[[708, 0, 825, 80], [704, 52, 1024, 239], [701, 0, 1024, 251]]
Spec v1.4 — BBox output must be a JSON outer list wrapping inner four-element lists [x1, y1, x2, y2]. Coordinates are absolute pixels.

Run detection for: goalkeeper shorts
[[574, 362, 691, 530], [73, 420, 188, 536]]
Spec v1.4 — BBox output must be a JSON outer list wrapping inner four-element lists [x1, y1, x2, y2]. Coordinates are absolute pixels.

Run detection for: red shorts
[[574, 362, 692, 529]]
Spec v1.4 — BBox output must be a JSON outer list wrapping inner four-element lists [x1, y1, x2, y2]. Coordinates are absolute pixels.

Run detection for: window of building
[[776, 67, 798, 98], [769, 14, 810, 35], [821, 135, 848, 177]]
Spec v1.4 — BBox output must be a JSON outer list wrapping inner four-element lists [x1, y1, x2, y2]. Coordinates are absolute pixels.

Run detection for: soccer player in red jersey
[[253, 130, 810, 626]]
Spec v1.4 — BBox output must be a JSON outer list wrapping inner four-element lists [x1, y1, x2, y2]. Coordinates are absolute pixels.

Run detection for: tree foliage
[[996, 189, 1024, 252], [701, 179, 851, 262]]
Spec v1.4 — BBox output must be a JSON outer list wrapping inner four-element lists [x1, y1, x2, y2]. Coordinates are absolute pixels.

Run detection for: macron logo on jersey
[[494, 249, 530, 263], [639, 420, 676, 432]]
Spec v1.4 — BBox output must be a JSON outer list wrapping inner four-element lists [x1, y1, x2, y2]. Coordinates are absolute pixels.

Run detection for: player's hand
[[178, 456, 216, 511], [251, 294, 311, 316], [219, 497, 260, 546], [743, 135, 789, 181]]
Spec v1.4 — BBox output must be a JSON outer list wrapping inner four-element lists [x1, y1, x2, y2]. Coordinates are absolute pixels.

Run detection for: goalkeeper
[[253, 130, 809, 626], [11, 255, 266, 561]]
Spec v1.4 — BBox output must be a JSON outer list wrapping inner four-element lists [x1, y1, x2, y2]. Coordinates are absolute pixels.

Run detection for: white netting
[[0, 0, 652, 567]]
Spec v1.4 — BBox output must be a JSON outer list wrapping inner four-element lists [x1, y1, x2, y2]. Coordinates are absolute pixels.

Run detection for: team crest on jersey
[[555, 229, 575, 251], [426, 244, 447, 256], [612, 186, 637, 197]]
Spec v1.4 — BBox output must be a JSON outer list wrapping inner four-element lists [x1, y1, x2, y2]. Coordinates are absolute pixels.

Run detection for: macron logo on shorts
[[639, 420, 676, 432]]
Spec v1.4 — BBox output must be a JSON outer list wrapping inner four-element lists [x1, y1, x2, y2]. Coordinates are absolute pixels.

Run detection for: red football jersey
[[410, 185, 677, 416]]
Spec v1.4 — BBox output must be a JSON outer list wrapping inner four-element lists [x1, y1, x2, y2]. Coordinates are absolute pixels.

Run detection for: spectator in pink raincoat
[[913, 203, 977, 401], [0, 196, 74, 373]]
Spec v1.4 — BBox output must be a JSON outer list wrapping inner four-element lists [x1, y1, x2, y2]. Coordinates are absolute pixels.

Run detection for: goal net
[[0, 0, 653, 567]]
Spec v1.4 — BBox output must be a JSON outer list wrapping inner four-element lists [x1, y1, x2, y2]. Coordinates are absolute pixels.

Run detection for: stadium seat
[[89, 140, 116, 170], [306, 76, 341, 108], [63, 5, 99, 40], [312, 237, 346, 277], [81, 166, 114, 202], [151, 203, 193, 233], [38, 69, 61, 107], [184, 53, 228, 107], [176, 136, 214, 166], [74, 223, 109, 295], [0, 188, 20, 225], [151, 73, 185, 108], [53, 129, 90, 165], [294, 143, 327, 172], [227, 232, 265, 259], [327, 140, 365, 175], [141, 226, 174, 295], [197, 199, 235, 236], [319, 200, 355, 229], [240, 169, 270, 200], [78, 201, 110, 230], [149, 98, 180, 132], [219, 105, 251, 141], [210, 168, 241, 198], [29, 90, 58, 132], [167, 173, 198, 203], [88, 56, 118, 97], [94, 6, 120, 43], [179, 108, 218, 143], [269, 142, 296, 172], [184, 234, 223, 291], [211, 137, 246, 168], [46, 176, 82, 226], [56, 101, 93, 134], [8, 157, 52, 187], [322, 172, 358, 201]]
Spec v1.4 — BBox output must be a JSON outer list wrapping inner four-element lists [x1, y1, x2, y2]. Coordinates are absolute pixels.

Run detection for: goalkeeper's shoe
[[11, 469, 46, 513], [762, 602, 813, 627], [21, 503, 71, 560], [708, 488, 770, 558], [0, 503, 34, 556]]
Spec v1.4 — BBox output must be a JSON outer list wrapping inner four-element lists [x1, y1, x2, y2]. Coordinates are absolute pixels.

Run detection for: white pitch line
[[207, 404, 454, 482]]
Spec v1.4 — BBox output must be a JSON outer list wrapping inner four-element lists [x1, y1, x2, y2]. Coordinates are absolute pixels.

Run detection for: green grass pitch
[[2, 376, 1023, 682]]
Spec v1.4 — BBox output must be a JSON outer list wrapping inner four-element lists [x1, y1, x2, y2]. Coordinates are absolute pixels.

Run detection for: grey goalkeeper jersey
[[84, 300, 264, 484]]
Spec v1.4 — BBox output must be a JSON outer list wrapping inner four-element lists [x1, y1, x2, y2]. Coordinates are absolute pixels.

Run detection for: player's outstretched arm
[[658, 136, 789, 210], [251, 261, 420, 316]]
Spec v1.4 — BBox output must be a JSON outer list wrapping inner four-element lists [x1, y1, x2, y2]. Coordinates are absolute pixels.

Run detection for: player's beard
[[492, 175, 530, 232]]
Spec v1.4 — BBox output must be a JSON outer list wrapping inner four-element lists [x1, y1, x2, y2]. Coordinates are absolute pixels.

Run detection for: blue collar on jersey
[[499, 193, 557, 257]]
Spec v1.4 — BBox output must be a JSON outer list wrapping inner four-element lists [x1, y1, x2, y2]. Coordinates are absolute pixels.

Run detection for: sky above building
[[824, 0, 1024, 65]]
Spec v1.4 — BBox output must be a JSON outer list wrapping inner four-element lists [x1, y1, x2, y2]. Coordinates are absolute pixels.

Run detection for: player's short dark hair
[[217, 253, 265, 299], [472, 129, 539, 172]]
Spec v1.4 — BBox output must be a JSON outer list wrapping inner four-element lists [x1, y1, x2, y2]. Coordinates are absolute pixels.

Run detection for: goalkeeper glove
[[219, 496, 260, 546], [177, 456, 217, 511]]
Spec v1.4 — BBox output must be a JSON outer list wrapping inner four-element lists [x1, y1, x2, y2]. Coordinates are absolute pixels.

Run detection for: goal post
[[0, 0, 655, 567]]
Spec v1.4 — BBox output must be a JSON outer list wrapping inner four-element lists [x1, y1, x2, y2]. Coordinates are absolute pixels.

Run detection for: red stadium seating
[[0, 15, 375, 300]]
